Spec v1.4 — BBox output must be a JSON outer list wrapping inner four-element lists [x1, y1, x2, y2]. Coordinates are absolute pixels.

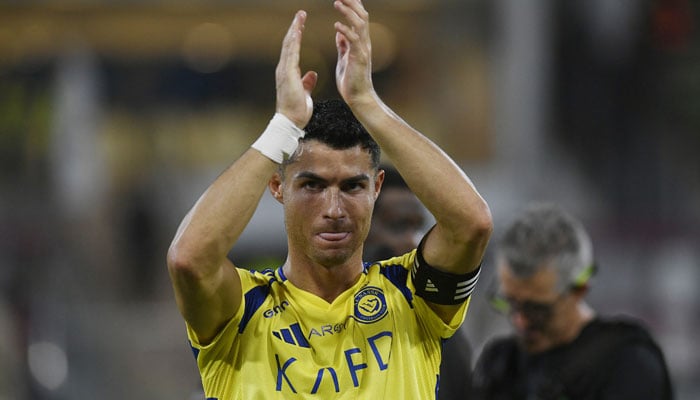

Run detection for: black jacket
[[470, 317, 673, 400]]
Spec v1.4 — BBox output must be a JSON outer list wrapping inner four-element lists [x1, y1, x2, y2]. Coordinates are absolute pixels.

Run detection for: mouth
[[317, 232, 350, 242]]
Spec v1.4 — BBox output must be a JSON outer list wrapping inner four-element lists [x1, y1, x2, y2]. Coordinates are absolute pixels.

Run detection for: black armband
[[412, 245, 481, 305]]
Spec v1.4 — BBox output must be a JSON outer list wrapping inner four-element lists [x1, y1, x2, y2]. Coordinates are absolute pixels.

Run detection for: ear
[[269, 172, 284, 204], [374, 169, 385, 200]]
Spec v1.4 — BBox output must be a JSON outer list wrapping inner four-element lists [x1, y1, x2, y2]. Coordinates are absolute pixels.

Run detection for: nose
[[324, 188, 345, 219]]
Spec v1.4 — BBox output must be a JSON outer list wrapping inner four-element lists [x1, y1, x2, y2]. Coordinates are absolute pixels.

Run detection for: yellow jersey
[[186, 250, 471, 399]]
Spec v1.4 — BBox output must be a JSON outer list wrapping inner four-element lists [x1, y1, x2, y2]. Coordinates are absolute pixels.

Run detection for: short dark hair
[[285, 99, 381, 168]]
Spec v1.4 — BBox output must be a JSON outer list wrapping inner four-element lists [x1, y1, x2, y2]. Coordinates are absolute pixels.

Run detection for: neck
[[282, 256, 364, 303], [563, 302, 596, 342]]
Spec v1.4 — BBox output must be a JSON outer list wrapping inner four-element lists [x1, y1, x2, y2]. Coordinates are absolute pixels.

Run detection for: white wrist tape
[[251, 113, 306, 163]]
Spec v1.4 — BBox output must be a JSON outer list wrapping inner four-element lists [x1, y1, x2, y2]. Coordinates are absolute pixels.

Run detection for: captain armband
[[251, 113, 306, 164], [411, 249, 481, 305]]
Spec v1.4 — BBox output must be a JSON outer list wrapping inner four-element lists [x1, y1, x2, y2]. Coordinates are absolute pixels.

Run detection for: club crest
[[353, 286, 388, 323]]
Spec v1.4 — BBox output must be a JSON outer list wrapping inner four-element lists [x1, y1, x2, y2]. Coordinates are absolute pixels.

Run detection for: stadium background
[[0, 0, 698, 398]]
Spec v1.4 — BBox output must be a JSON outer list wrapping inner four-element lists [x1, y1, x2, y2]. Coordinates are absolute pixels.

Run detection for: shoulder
[[237, 268, 281, 312], [583, 316, 661, 347], [370, 250, 417, 270], [238, 267, 279, 288], [474, 335, 519, 371], [365, 251, 416, 286], [481, 335, 518, 358], [586, 317, 672, 391], [589, 317, 673, 399], [575, 317, 666, 361], [471, 335, 520, 393], [592, 317, 667, 368]]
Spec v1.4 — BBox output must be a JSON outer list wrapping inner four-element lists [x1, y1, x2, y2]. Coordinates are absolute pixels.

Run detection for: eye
[[342, 180, 367, 192], [302, 180, 324, 191]]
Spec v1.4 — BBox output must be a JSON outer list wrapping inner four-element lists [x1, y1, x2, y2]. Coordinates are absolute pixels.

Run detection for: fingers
[[278, 11, 306, 73], [333, 0, 369, 41], [334, 21, 360, 44], [301, 71, 318, 94], [288, 10, 307, 44], [334, 0, 368, 26], [333, 0, 374, 102], [275, 10, 315, 127], [335, 31, 348, 57]]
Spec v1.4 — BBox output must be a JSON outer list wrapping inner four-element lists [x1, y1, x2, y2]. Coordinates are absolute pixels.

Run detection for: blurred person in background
[[364, 164, 474, 400], [166, 1, 492, 399], [470, 203, 673, 400]]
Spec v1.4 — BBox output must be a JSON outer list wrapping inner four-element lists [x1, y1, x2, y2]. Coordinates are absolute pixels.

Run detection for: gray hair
[[497, 203, 594, 292]]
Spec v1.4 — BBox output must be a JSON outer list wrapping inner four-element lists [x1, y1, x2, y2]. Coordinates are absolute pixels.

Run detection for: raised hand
[[333, 0, 375, 106], [276, 10, 318, 128]]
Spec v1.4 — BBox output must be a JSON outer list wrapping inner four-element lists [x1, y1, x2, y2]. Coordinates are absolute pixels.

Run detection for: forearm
[[168, 10, 314, 342], [335, 0, 491, 272], [351, 96, 492, 272]]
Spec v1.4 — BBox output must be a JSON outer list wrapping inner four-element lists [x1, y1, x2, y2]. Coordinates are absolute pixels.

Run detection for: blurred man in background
[[364, 164, 474, 400], [470, 203, 673, 400]]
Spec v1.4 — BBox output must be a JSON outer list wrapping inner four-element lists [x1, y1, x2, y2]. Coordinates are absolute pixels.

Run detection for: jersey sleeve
[[186, 268, 256, 355], [403, 250, 472, 340], [185, 268, 270, 396], [412, 288, 471, 339]]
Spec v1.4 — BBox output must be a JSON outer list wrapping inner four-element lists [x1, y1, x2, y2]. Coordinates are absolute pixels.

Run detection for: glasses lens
[[518, 301, 554, 322], [490, 295, 556, 325]]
